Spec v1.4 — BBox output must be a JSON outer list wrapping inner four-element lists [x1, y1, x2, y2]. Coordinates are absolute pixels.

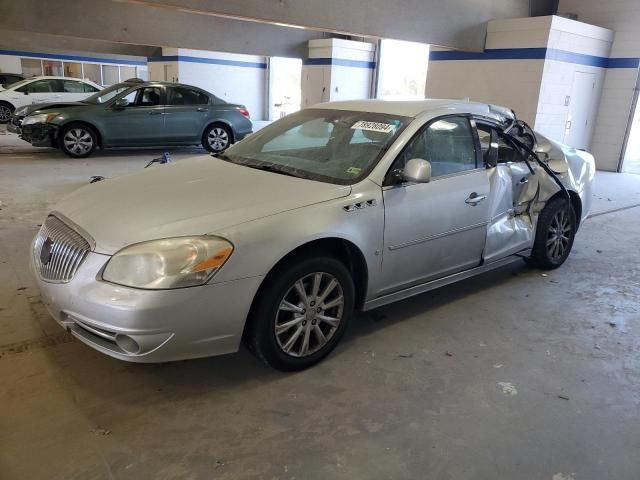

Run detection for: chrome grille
[[33, 215, 91, 283]]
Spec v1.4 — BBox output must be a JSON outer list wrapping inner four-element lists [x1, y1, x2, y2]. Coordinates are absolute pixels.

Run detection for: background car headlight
[[102, 236, 233, 289], [22, 112, 60, 125]]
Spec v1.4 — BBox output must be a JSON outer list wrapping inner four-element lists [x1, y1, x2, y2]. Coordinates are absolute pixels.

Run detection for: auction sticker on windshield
[[351, 121, 395, 133]]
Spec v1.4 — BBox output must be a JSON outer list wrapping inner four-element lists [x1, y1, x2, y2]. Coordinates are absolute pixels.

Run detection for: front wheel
[[59, 124, 97, 158], [529, 197, 576, 269], [203, 123, 232, 153], [247, 256, 355, 371]]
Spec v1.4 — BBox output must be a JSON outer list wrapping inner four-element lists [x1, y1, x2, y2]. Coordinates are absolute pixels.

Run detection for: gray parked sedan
[[11, 79, 253, 157], [30, 99, 595, 371]]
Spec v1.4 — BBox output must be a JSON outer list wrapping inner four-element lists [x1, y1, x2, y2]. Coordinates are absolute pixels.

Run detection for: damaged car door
[[380, 115, 490, 295], [476, 120, 539, 262]]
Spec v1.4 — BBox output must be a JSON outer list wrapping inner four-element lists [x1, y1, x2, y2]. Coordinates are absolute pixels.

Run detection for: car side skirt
[[363, 250, 531, 311]]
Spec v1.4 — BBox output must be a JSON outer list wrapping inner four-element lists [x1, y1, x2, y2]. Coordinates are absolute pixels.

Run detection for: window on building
[[137, 67, 148, 81], [102, 65, 119, 85], [64, 62, 83, 78], [42, 60, 63, 76], [377, 39, 430, 99], [82, 63, 101, 85], [119, 66, 136, 81], [20, 58, 42, 77]]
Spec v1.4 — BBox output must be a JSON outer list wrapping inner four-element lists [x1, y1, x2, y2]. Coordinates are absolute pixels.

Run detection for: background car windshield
[[84, 83, 131, 104], [224, 109, 411, 184]]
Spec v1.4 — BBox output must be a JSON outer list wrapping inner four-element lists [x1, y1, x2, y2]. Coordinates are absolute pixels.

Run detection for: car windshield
[[83, 83, 133, 104], [223, 108, 412, 184]]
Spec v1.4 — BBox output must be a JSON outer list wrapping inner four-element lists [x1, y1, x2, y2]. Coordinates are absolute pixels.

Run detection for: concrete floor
[[1, 131, 640, 480]]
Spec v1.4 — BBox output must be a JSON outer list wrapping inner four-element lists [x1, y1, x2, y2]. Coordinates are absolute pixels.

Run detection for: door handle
[[148, 111, 162, 115], [519, 177, 529, 184], [465, 192, 487, 205], [196, 107, 207, 112]]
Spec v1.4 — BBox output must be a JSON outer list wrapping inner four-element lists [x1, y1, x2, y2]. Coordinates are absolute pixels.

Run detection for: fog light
[[115, 334, 141, 354]]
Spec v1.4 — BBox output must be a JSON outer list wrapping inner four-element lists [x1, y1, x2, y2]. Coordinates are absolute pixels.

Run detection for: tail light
[[239, 108, 250, 118]]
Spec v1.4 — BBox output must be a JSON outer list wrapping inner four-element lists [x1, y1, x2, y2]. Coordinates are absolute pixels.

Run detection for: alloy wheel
[[63, 128, 94, 155], [275, 272, 344, 358], [0, 106, 11, 122], [546, 207, 572, 262], [207, 127, 229, 151]]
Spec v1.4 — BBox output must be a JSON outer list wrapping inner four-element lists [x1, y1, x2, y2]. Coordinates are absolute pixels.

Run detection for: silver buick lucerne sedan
[[31, 100, 595, 371]]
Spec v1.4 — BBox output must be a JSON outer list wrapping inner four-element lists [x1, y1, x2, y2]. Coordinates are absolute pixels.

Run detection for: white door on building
[[563, 71, 596, 150]]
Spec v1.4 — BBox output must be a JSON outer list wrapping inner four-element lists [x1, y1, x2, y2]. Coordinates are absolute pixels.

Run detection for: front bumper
[[31, 250, 264, 362], [20, 122, 57, 147]]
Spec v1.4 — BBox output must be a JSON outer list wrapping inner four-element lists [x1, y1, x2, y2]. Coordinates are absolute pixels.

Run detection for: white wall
[[426, 16, 614, 168], [559, 0, 640, 171], [534, 17, 612, 146], [148, 47, 267, 120], [0, 55, 21, 73]]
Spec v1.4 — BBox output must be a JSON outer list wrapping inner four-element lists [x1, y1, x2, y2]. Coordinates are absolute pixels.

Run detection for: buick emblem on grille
[[40, 237, 53, 265]]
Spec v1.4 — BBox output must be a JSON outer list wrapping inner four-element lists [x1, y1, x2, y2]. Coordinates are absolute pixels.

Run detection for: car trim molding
[[388, 221, 488, 251]]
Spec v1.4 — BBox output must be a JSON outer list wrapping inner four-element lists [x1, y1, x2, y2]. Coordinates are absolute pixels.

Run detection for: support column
[[301, 38, 376, 108]]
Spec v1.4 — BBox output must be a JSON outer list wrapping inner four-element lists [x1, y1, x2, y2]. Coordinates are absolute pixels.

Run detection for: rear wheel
[[529, 197, 576, 269], [59, 123, 97, 158], [0, 102, 14, 123], [203, 123, 232, 153], [247, 256, 355, 371]]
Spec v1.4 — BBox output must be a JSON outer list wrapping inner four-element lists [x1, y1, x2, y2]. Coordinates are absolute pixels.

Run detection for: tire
[[202, 123, 232, 153], [247, 255, 355, 371], [0, 102, 14, 124], [59, 123, 98, 158], [529, 196, 577, 270]]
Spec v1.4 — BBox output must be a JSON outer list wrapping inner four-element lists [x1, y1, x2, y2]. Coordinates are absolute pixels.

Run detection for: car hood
[[54, 155, 352, 254], [18, 102, 88, 117]]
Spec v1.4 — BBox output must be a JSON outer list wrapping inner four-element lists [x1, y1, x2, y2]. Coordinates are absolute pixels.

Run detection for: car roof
[[313, 99, 515, 122]]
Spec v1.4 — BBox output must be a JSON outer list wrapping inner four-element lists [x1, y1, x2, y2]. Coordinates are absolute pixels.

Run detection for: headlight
[[102, 236, 234, 289], [22, 112, 60, 125]]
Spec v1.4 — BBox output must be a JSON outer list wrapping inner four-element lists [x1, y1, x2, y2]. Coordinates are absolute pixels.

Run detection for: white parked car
[[30, 99, 595, 371], [0, 76, 102, 123]]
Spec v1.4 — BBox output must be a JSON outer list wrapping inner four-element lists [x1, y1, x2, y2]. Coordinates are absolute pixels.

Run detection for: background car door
[[13, 79, 63, 106], [102, 86, 166, 146], [163, 86, 211, 144], [62, 79, 100, 102], [379, 116, 490, 295]]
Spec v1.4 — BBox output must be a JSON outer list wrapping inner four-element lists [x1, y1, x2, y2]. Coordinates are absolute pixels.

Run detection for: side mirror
[[23, 90, 29, 95], [113, 98, 129, 109], [402, 158, 432, 183]]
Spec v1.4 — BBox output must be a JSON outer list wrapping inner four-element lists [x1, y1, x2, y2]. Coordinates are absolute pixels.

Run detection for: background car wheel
[[59, 123, 97, 158], [529, 196, 576, 270], [0, 102, 14, 124], [203, 123, 232, 153], [247, 255, 355, 371]]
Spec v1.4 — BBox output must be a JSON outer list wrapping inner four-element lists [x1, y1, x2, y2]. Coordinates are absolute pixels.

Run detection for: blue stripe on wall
[[302, 58, 376, 69], [0, 49, 145, 66], [147, 55, 267, 69], [429, 47, 640, 69]]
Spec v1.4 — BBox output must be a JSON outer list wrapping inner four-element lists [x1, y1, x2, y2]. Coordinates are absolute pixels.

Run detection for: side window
[[122, 87, 163, 107], [19, 79, 60, 93], [395, 116, 477, 178], [497, 135, 527, 164], [82, 82, 100, 93], [63, 80, 88, 93], [167, 87, 209, 105]]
